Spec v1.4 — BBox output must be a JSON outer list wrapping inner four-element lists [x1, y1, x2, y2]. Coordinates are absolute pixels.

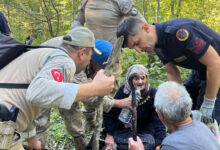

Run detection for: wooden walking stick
[[128, 73, 140, 141], [92, 36, 124, 150]]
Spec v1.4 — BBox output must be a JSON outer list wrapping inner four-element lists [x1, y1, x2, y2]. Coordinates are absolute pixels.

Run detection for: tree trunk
[[72, 0, 74, 21], [176, 0, 181, 18], [156, 0, 160, 22], [171, 0, 174, 17], [143, 0, 146, 18], [50, 0, 59, 36]]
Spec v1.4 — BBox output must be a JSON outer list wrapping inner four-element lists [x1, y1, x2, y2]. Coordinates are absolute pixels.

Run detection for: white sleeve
[[26, 50, 78, 110]]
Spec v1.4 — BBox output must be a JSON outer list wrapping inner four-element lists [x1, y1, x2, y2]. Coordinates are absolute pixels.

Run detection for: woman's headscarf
[[123, 64, 149, 95]]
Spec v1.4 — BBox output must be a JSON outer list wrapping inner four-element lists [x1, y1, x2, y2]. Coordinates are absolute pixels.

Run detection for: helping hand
[[128, 136, 144, 150], [105, 134, 116, 150], [26, 136, 41, 150]]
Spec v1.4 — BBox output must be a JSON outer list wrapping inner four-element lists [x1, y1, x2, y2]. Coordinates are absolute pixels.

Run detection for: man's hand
[[26, 136, 41, 150], [128, 136, 144, 150], [92, 69, 115, 97], [114, 97, 132, 109], [105, 134, 115, 150]]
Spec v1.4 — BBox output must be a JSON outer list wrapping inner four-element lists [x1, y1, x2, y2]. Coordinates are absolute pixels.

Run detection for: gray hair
[[154, 81, 192, 123]]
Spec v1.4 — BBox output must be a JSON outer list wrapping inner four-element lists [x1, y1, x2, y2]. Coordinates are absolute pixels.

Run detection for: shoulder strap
[[0, 45, 67, 89], [26, 45, 69, 56], [0, 83, 29, 89]]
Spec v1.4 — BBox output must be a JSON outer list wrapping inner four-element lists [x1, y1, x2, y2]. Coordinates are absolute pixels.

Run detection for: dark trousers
[[184, 70, 220, 124], [86, 128, 155, 150]]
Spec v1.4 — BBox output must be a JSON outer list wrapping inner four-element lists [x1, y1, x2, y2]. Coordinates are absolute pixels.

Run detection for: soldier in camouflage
[[26, 38, 132, 150], [71, 1, 147, 149]]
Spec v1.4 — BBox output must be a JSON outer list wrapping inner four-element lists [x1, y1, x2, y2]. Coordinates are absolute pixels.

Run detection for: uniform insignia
[[188, 37, 205, 53], [173, 56, 187, 62], [176, 29, 189, 41], [51, 69, 63, 82]]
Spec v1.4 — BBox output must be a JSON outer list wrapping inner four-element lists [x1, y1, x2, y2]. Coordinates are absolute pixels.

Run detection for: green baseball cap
[[63, 27, 101, 55]]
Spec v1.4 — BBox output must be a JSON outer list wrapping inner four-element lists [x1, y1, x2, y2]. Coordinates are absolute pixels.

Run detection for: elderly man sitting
[[129, 81, 220, 150]]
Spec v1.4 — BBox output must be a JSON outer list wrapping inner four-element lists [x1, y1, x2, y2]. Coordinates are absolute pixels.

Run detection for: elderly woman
[[102, 64, 166, 150]]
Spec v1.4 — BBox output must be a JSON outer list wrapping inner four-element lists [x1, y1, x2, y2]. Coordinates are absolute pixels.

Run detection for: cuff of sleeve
[[103, 96, 114, 113], [20, 128, 36, 140], [155, 138, 163, 146], [203, 96, 216, 108], [60, 83, 79, 109], [104, 128, 114, 136]]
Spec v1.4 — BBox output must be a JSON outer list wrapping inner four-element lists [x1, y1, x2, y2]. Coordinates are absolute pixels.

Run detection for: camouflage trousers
[[9, 139, 24, 150], [32, 96, 114, 150]]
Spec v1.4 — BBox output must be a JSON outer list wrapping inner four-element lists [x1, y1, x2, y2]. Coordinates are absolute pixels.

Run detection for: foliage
[[46, 108, 75, 149]]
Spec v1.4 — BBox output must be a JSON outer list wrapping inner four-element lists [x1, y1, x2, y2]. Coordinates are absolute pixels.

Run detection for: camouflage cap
[[63, 27, 101, 55]]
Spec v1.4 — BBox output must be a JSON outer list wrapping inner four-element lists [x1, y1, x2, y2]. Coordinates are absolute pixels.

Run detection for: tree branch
[[92, 36, 124, 150], [4, 1, 46, 22], [50, 0, 59, 36]]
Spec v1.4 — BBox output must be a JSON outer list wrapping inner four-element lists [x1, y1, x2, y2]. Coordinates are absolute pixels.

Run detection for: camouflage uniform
[[72, 0, 146, 44], [72, 1, 147, 149], [72, 0, 146, 143]]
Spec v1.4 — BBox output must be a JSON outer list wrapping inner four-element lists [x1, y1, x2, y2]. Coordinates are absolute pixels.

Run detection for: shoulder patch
[[51, 69, 63, 82], [173, 56, 187, 62], [176, 29, 189, 41], [116, 0, 133, 15]]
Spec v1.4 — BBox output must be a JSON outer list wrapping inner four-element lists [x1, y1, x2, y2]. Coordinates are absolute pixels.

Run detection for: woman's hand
[[26, 136, 41, 150], [155, 145, 160, 150], [105, 133, 115, 150], [128, 136, 144, 150]]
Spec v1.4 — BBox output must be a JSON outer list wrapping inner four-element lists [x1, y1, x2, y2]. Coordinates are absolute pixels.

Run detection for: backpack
[[0, 33, 64, 89]]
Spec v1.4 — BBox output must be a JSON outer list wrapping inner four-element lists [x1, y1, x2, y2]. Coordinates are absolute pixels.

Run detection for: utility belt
[[0, 104, 19, 149]]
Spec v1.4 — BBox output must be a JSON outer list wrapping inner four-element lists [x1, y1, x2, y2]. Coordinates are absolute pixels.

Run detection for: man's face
[[127, 28, 155, 53], [77, 48, 93, 73]]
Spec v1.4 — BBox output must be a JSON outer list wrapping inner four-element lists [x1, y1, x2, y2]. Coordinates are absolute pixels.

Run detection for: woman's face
[[91, 61, 105, 72], [132, 73, 147, 90]]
